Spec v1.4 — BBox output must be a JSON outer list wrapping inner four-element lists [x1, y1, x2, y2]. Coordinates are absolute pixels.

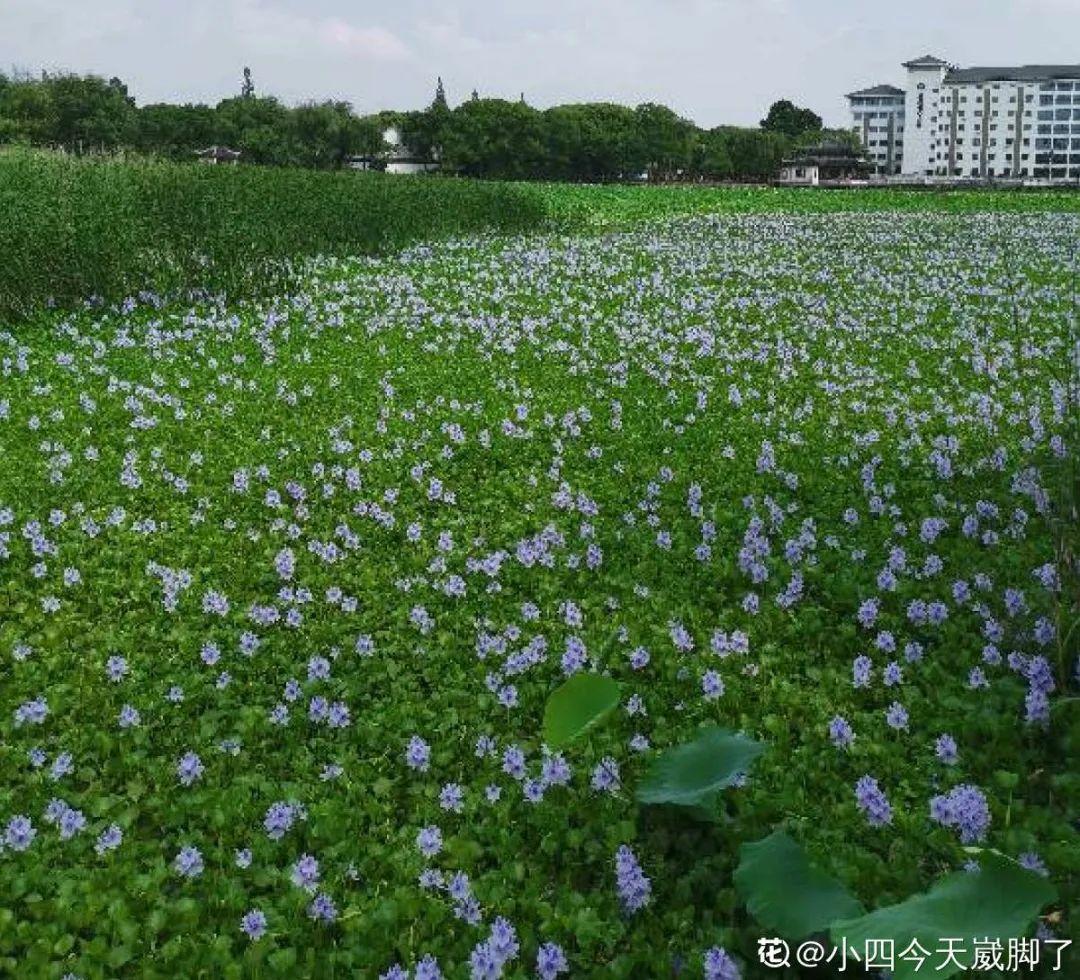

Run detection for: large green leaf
[[829, 850, 1056, 980], [542, 673, 621, 749], [735, 830, 864, 940], [635, 727, 764, 808]]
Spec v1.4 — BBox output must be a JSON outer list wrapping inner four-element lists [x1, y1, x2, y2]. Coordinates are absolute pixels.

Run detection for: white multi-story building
[[850, 55, 1080, 181], [846, 85, 905, 175]]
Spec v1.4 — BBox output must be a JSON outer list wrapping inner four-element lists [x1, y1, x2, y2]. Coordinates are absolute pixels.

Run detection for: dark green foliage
[[830, 851, 1057, 980], [0, 150, 547, 319], [734, 830, 864, 940], [635, 728, 764, 809], [0, 68, 842, 182], [542, 674, 621, 749], [760, 98, 823, 137]]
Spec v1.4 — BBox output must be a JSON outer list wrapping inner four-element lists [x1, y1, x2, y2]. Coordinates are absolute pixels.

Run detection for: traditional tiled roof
[[846, 84, 905, 99], [903, 54, 950, 69], [945, 64, 1080, 84], [196, 145, 241, 160]]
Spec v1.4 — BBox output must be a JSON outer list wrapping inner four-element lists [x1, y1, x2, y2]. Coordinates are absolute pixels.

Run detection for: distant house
[[196, 145, 241, 165], [347, 127, 439, 174], [777, 141, 872, 185]]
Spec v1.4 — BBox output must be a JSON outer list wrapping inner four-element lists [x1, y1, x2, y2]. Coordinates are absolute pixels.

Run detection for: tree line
[[0, 69, 858, 181]]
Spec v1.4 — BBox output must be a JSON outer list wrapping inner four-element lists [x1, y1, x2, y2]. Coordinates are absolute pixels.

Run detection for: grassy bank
[[0, 150, 548, 320], [535, 180, 1080, 230]]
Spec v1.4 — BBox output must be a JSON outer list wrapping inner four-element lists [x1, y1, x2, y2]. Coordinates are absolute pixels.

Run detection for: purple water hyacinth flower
[[176, 751, 204, 786], [439, 783, 464, 813], [487, 916, 519, 965], [446, 871, 471, 902], [416, 825, 443, 858], [854, 775, 892, 827], [857, 597, 879, 628], [4, 815, 36, 852], [560, 636, 587, 674], [829, 716, 854, 749], [14, 697, 48, 726], [307, 893, 337, 922], [935, 734, 959, 764], [95, 824, 122, 855], [240, 909, 267, 940], [58, 807, 86, 839], [418, 869, 443, 890], [469, 942, 503, 980], [291, 853, 320, 890], [703, 947, 742, 980], [1032, 617, 1055, 646], [406, 735, 431, 772], [415, 955, 444, 980], [502, 745, 526, 780], [1018, 851, 1049, 877], [1025, 687, 1050, 726], [536, 942, 569, 979], [852, 655, 872, 688], [49, 752, 74, 781], [701, 670, 724, 699], [264, 801, 296, 840], [929, 784, 990, 843], [174, 846, 204, 878], [455, 894, 483, 925], [591, 757, 620, 793], [885, 701, 909, 731], [614, 844, 651, 913]]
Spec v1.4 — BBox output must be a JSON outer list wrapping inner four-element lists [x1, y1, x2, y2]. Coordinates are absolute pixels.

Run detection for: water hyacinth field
[[1, 196, 1079, 978]]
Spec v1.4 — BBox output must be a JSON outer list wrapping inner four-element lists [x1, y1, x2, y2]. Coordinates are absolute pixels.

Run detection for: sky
[[5, 0, 1080, 128]]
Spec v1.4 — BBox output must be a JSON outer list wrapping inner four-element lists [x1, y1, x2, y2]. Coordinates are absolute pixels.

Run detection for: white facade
[[900, 56, 950, 176], [347, 126, 440, 174], [778, 162, 820, 185], [850, 55, 1080, 181], [847, 86, 905, 175]]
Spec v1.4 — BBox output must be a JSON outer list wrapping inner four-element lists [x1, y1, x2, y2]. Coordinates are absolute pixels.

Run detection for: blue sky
[[5, 0, 1079, 127]]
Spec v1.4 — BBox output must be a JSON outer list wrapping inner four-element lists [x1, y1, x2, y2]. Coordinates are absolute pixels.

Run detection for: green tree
[[0, 75, 55, 144], [635, 102, 694, 181], [41, 73, 136, 150], [441, 98, 546, 179], [691, 128, 734, 180], [292, 100, 375, 168], [760, 99, 822, 138], [717, 127, 791, 180], [132, 103, 218, 159], [215, 95, 296, 164], [543, 103, 644, 181]]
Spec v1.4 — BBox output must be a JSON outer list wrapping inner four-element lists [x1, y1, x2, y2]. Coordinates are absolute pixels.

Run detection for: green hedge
[[0, 150, 548, 319]]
